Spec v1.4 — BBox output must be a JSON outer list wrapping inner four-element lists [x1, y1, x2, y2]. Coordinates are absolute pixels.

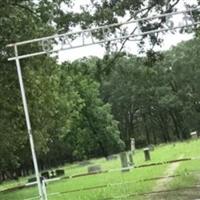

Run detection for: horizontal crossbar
[[7, 7, 200, 48], [7, 6, 200, 61]]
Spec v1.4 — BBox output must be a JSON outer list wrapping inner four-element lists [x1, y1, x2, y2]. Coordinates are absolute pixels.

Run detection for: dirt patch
[[153, 155, 184, 192], [147, 186, 200, 200], [147, 156, 183, 200], [147, 155, 200, 200]]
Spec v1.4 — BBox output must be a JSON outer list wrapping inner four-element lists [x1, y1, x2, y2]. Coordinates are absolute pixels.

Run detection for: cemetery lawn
[[0, 140, 200, 200]]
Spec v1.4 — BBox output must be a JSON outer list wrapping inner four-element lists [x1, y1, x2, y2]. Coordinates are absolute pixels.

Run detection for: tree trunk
[[169, 111, 182, 140], [143, 114, 151, 145]]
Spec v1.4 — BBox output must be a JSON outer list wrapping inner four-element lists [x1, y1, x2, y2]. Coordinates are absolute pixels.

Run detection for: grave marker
[[144, 148, 151, 161], [190, 131, 198, 139], [131, 138, 135, 153], [128, 152, 134, 167], [120, 152, 129, 172]]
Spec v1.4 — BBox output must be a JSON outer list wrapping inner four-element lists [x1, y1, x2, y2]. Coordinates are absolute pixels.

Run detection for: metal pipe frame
[[7, 6, 200, 47], [7, 6, 200, 61]]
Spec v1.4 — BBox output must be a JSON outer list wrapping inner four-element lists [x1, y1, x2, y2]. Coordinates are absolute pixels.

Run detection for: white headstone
[[131, 138, 135, 152], [120, 152, 129, 172], [190, 131, 198, 139]]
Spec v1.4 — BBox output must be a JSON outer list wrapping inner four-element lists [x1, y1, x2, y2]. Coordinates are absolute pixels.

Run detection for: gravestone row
[[119, 138, 154, 171]]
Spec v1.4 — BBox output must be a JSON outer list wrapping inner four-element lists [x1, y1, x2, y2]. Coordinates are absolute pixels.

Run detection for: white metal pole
[[42, 180, 48, 200], [14, 45, 44, 200]]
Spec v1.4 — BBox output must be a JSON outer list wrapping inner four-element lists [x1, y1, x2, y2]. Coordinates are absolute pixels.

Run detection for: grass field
[[1, 139, 200, 200]]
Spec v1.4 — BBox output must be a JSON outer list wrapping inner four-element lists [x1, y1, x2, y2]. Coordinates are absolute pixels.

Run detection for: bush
[[55, 169, 65, 177], [27, 177, 36, 183]]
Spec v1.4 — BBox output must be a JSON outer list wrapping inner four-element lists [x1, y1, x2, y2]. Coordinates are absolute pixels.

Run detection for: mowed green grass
[[1, 139, 200, 200], [163, 140, 200, 190], [148, 140, 200, 200]]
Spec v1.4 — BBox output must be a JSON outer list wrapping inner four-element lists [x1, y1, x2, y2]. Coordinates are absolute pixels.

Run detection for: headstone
[[120, 152, 129, 172], [144, 148, 151, 161], [88, 165, 102, 174], [27, 177, 36, 183], [190, 131, 198, 140], [197, 131, 200, 137], [128, 152, 134, 167], [130, 138, 135, 153]]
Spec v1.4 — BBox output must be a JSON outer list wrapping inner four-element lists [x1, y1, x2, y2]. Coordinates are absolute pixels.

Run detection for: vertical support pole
[[42, 179, 48, 200], [14, 45, 44, 200]]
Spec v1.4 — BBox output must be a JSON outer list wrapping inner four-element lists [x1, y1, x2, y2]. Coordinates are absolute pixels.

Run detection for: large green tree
[[99, 38, 200, 147]]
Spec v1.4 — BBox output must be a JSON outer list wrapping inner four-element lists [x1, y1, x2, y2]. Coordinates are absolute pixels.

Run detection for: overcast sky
[[58, 0, 198, 62]]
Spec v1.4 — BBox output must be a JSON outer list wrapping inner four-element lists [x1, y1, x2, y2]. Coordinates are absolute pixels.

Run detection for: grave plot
[[1, 139, 200, 200]]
